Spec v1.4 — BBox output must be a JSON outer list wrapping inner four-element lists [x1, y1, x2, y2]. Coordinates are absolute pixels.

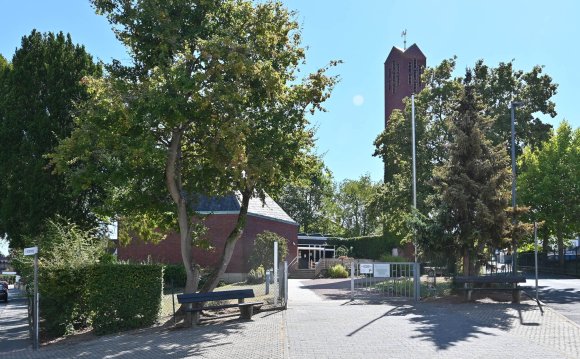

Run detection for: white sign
[[374, 263, 391, 278], [360, 263, 373, 274], [24, 246, 38, 256]]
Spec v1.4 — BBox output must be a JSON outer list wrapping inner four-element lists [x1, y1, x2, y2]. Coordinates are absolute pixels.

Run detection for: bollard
[[265, 270, 270, 295]]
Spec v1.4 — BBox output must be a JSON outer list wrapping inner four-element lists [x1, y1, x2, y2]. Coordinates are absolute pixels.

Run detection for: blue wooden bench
[[177, 289, 263, 324]]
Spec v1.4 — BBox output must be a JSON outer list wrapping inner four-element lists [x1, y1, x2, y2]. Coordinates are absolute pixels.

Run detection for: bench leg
[[239, 305, 254, 320], [512, 284, 520, 304], [464, 283, 472, 301]]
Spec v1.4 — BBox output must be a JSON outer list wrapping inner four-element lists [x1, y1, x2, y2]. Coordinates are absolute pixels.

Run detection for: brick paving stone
[[2, 278, 580, 358]]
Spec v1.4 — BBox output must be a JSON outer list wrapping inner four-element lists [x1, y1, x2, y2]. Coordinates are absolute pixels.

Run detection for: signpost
[[24, 246, 39, 351]]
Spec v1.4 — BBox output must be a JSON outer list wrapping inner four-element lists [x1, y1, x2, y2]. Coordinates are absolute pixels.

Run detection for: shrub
[[249, 231, 288, 270], [328, 264, 348, 278], [88, 263, 163, 335], [246, 265, 265, 284], [163, 264, 187, 288], [328, 233, 401, 260], [379, 254, 407, 263]]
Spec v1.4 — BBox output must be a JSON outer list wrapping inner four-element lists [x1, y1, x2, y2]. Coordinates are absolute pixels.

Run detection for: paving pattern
[[1, 279, 580, 358]]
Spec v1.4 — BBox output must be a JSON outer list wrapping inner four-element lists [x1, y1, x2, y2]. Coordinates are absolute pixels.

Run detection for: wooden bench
[[454, 275, 527, 303], [177, 289, 263, 324]]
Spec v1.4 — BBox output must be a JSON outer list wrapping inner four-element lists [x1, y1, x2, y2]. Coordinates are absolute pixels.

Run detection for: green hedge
[[328, 234, 401, 260], [163, 264, 187, 288], [88, 264, 163, 335], [39, 267, 90, 337], [0, 274, 16, 284]]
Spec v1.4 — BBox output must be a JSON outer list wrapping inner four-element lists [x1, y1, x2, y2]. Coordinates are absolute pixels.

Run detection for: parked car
[[0, 281, 8, 302]]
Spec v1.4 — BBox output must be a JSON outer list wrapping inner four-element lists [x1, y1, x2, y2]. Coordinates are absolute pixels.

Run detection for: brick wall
[[117, 214, 298, 274]]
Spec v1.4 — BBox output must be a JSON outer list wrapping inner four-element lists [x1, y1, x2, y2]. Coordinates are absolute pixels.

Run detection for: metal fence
[[519, 250, 580, 277], [350, 261, 420, 301], [160, 261, 288, 323]]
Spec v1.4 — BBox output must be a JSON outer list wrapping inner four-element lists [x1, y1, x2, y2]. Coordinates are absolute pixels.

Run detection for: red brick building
[[117, 193, 298, 282], [384, 43, 426, 126]]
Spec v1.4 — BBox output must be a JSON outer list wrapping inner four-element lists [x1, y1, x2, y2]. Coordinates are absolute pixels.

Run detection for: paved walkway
[[1, 279, 580, 358]]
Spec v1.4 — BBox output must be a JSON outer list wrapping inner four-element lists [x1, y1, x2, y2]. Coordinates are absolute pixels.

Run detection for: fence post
[[350, 261, 355, 301], [414, 262, 420, 302], [284, 261, 288, 309], [171, 279, 176, 326], [265, 270, 270, 295]]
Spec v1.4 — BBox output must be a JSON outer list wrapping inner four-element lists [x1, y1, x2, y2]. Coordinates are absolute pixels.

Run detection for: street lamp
[[510, 101, 523, 274]]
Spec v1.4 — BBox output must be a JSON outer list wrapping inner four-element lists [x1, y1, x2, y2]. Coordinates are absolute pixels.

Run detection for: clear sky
[[1, 0, 579, 185]]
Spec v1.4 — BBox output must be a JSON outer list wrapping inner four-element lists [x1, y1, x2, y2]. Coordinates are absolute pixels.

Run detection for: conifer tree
[[432, 69, 510, 276]]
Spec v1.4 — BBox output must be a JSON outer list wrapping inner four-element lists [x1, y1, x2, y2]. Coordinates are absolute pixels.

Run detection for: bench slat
[[177, 289, 255, 304], [454, 276, 526, 284]]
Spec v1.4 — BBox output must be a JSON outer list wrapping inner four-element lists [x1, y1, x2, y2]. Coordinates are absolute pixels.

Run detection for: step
[[289, 269, 316, 279]]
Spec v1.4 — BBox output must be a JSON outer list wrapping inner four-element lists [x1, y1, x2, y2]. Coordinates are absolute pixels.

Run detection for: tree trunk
[[463, 247, 470, 276], [200, 188, 252, 293], [557, 232, 565, 268], [165, 127, 200, 294]]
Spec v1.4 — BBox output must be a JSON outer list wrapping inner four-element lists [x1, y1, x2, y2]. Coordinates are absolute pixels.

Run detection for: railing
[[288, 256, 299, 272]]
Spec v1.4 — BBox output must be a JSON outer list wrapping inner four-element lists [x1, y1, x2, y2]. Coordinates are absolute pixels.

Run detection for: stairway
[[289, 269, 316, 279]]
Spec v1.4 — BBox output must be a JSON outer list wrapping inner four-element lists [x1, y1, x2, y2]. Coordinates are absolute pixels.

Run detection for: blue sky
[[1, 0, 578, 184]]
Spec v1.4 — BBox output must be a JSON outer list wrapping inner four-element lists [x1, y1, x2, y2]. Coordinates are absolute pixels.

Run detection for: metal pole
[[350, 261, 355, 300], [273, 241, 278, 283], [412, 94, 417, 263], [534, 222, 539, 304], [510, 103, 518, 274], [34, 253, 39, 351]]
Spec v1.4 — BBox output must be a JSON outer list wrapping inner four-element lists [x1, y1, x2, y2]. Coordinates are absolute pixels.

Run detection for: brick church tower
[[384, 44, 426, 127]]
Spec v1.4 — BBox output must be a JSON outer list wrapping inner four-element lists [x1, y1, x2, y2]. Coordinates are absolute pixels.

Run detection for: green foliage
[[430, 70, 510, 275], [519, 121, 580, 264], [246, 265, 265, 284], [335, 174, 382, 237], [335, 245, 349, 258], [249, 231, 288, 270], [328, 264, 348, 278], [0, 30, 102, 249], [328, 234, 400, 260], [52, 0, 338, 295], [88, 264, 163, 335], [374, 57, 558, 249], [163, 264, 187, 288], [39, 267, 91, 337], [0, 274, 16, 284], [276, 157, 338, 234], [379, 254, 406, 263]]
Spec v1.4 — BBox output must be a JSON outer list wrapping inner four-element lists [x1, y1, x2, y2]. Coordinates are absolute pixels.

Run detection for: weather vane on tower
[[401, 29, 407, 50]]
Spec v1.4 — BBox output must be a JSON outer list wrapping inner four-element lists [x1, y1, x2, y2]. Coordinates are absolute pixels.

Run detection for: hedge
[[36, 263, 164, 338], [88, 264, 163, 335], [0, 274, 16, 284], [327, 233, 401, 260], [39, 267, 90, 337]]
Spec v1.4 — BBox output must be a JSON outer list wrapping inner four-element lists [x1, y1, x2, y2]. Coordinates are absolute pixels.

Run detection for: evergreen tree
[[432, 70, 510, 276], [0, 31, 102, 249]]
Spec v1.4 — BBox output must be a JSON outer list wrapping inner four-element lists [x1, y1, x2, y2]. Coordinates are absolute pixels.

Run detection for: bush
[[0, 274, 16, 284], [39, 267, 91, 337], [328, 264, 348, 278], [328, 233, 401, 260], [87, 263, 163, 335], [163, 264, 187, 288], [379, 254, 407, 262], [249, 231, 288, 270], [246, 265, 265, 284]]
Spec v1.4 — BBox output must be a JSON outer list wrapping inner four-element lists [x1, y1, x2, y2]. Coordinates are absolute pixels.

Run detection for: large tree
[[335, 174, 381, 237], [0, 31, 102, 249], [51, 0, 337, 296], [275, 157, 338, 234], [519, 121, 580, 266], [431, 70, 510, 276], [374, 57, 558, 246]]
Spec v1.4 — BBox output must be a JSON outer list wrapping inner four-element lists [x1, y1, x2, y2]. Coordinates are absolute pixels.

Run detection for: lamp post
[[510, 101, 523, 274]]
